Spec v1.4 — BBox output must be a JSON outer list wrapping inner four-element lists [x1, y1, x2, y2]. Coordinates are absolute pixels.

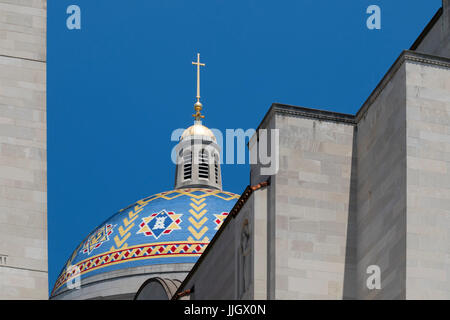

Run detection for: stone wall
[[253, 186, 267, 299], [0, 0, 47, 299], [405, 58, 450, 299], [250, 111, 276, 299], [414, 0, 450, 58], [355, 63, 407, 300], [0, 0, 46, 61], [271, 108, 355, 299]]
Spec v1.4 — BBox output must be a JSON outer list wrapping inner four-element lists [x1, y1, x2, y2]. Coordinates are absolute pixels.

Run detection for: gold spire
[[192, 53, 205, 121]]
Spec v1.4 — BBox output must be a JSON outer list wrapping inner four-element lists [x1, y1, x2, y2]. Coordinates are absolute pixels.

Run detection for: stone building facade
[[0, 0, 448, 301], [0, 0, 47, 299], [174, 1, 450, 300]]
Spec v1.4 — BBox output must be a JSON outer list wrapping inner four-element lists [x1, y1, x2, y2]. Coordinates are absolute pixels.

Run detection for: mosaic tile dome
[[51, 188, 239, 296]]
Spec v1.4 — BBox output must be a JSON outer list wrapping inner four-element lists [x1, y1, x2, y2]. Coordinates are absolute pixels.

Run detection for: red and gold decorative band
[[52, 241, 208, 295]]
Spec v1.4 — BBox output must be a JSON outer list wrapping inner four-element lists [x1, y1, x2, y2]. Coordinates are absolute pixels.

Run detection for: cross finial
[[192, 53, 205, 121]]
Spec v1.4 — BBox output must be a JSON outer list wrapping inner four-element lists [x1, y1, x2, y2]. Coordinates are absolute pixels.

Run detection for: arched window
[[214, 154, 219, 184], [183, 150, 192, 181], [198, 149, 209, 179]]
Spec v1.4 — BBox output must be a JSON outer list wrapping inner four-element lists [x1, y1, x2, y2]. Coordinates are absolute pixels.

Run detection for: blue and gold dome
[[52, 53, 238, 299], [51, 188, 239, 296]]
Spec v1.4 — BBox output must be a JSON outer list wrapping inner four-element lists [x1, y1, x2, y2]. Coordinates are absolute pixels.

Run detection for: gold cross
[[192, 53, 205, 102]]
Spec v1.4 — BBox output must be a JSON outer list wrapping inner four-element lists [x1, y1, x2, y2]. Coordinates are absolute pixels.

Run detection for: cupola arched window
[[183, 150, 192, 181], [198, 149, 209, 179], [214, 154, 219, 184]]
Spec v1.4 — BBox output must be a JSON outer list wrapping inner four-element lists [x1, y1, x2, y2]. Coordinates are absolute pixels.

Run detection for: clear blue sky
[[47, 0, 442, 290]]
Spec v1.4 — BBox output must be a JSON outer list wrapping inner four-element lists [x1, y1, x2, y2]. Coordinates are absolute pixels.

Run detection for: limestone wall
[[405, 59, 450, 299], [253, 187, 267, 299], [355, 62, 407, 300], [414, 1, 450, 58], [0, 0, 47, 299], [272, 109, 355, 299], [0, 0, 46, 61]]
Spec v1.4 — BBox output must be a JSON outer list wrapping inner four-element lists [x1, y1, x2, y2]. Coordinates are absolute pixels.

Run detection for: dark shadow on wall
[[343, 127, 358, 299]]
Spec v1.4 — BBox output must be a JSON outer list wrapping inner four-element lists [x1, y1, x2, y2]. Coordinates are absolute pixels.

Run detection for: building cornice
[[254, 50, 450, 130], [410, 7, 443, 51], [272, 103, 356, 125], [255, 103, 356, 134], [356, 50, 450, 122]]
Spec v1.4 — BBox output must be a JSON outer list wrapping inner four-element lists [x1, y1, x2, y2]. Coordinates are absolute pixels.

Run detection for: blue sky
[[47, 0, 442, 290]]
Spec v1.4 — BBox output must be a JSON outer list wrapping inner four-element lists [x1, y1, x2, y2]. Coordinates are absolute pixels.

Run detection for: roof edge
[[410, 7, 443, 51], [171, 180, 270, 300], [356, 50, 450, 122], [253, 50, 450, 131]]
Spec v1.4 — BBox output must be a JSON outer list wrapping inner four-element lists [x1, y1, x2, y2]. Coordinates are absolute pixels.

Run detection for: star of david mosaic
[[137, 210, 182, 239], [81, 224, 115, 255]]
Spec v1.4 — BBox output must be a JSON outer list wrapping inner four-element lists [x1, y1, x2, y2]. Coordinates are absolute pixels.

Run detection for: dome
[[181, 123, 216, 142], [51, 188, 239, 297]]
